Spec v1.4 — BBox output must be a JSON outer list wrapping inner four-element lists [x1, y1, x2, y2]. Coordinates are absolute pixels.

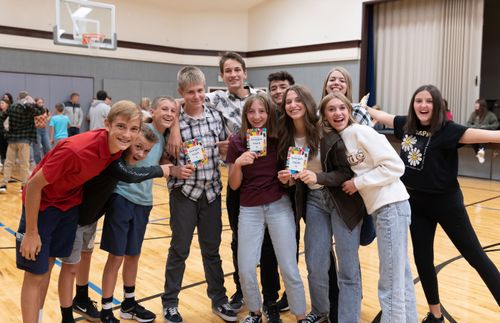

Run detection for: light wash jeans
[[372, 200, 418, 323], [238, 195, 306, 316], [305, 188, 362, 322], [33, 127, 51, 163]]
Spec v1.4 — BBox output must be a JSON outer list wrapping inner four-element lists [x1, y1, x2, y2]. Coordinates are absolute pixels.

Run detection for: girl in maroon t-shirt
[[226, 93, 307, 322]]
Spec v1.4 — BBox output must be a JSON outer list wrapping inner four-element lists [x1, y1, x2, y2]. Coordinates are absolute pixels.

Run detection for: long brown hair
[[474, 99, 489, 122], [404, 84, 446, 135], [239, 93, 278, 139], [277, 85, 320, 161]]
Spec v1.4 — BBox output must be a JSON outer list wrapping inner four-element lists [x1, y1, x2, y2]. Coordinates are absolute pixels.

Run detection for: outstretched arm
[[459, 128, 500, 144], [367, 108, 396, 128]]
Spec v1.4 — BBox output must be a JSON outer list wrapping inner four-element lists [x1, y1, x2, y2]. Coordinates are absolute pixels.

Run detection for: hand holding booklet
[[286, 146, 310, 174], [246, 128, 267, 157], [182, 136, 208, 168]]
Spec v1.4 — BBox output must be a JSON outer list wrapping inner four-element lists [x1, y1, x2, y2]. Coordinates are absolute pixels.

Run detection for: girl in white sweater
[[321, 92, 418, 323]]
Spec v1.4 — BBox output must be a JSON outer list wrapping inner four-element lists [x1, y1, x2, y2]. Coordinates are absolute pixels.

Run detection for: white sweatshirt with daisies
[[339, 123, 409, 214]]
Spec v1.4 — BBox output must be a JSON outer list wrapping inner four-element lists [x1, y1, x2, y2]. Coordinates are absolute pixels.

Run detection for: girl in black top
[[368, 85, 500, 323]]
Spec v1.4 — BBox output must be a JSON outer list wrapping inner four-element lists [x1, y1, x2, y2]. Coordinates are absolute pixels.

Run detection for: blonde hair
[[177, 66, 206, 90], [151, 96, 176, 111], [320, 66, 353, 101], [319, 92, 356, 134], [107, 100, 143, 127]]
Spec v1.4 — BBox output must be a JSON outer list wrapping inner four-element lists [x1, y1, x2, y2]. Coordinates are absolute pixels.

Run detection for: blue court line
[[0, 221, 120, 305]]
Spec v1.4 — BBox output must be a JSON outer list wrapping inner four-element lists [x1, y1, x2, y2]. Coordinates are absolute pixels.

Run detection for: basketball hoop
[[82, 33, 105, 55]]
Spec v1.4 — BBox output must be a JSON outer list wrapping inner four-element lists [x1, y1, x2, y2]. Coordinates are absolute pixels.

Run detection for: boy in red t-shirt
[[16, 100, 142, 323]]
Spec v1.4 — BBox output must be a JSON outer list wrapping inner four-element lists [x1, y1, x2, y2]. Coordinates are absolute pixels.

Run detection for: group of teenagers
[[15, 51, 500, 323]]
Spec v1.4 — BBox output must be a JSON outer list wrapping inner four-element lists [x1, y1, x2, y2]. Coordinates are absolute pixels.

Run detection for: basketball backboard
[[53, 0, 116, 50]]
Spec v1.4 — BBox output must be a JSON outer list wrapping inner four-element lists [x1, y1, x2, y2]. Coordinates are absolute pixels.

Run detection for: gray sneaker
[[164, 307, 183, 323], [212, 303, 237, 321]]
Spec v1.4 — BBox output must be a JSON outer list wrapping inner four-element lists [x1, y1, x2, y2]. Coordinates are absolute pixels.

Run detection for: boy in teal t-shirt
[[49, 103, 71, 146]]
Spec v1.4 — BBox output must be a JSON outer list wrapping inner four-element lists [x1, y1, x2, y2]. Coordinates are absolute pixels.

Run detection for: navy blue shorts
[[16, 206, 79, 274], [100, 194, 152, 256]]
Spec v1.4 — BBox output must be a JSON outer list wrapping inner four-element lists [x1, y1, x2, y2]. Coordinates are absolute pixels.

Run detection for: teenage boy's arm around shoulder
[[106, 159, 171, 183], [166, 104, 182, 158], [21, 169, 49, 261]]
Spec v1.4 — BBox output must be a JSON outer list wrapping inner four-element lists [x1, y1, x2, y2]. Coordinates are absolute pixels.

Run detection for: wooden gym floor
[[0, 167, 498, 322]]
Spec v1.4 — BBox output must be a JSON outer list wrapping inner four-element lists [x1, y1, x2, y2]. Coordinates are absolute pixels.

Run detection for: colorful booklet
[[286, 146, 310, 174], [246, 128, 267, 157], [182, 136, 208, 168]]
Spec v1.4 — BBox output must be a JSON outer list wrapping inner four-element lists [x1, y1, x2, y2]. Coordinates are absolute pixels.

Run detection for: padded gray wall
[[0, 48, 361, 107], [247, 61, 361, 103]]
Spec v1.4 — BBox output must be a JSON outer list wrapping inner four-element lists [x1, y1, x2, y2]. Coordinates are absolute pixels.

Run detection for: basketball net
[[82, 33, 104, 56]]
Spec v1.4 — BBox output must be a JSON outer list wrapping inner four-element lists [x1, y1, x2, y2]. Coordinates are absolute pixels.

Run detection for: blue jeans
[[305, 188, 362, 322], [32, 128, 51, 164], [372, 200, 418, 323], [238, 195, 306, 316]]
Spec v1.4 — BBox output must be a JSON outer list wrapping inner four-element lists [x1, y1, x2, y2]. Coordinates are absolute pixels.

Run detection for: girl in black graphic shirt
[[368, 84, 500, 323]]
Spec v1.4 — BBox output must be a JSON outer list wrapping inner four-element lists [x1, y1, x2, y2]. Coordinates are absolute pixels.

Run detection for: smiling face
[[269, 80, 290, 106], [246, 100, 268, 128], [179, 82, 205, 111], [221, 59, 247, 92], [325, 70, 348, 95], [152, 99, 177, 131], [413, 90, 433, 126], [124, 134, 155, 165], [105, 115, 141, 154], [284, 90, 306, 121], [323, 97, 350, 132]]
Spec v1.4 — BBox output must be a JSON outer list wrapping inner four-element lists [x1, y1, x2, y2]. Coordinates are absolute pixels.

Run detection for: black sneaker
[[0, 185, 6, 194], [422, 312, 444, 323], [72, 297, 100, 322], [276, 293, 289, 312], [100, 311, 120, 323], [163, 307, 183, 323], [241, 312, 263, 323], [212, 303, 237, 321], [264, 303, 282, 323], [302, 312, 329, 323], [120, 301, 156, 322], [229, 290, 244, 312]]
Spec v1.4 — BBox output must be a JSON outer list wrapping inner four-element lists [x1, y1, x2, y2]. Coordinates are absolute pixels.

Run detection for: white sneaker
[[476, 148, 485, 164]]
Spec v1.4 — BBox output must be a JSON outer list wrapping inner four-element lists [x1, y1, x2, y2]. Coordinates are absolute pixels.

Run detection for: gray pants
[[161, 188, 228, 309]]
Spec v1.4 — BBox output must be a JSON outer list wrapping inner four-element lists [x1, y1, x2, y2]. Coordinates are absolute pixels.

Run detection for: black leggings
[[409, 188, 500, 305]]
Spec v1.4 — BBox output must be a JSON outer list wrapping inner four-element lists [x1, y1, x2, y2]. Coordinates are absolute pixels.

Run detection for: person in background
[[49, 103, 71, 146], [0, 98, 10, 169], [0, 91, 44, 193], [443, 99, 453, 121], [32, 98, 51, 164], [88, 90, 111, 130], [64, 92, 83, 136], [466, 99, 499, 163]]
